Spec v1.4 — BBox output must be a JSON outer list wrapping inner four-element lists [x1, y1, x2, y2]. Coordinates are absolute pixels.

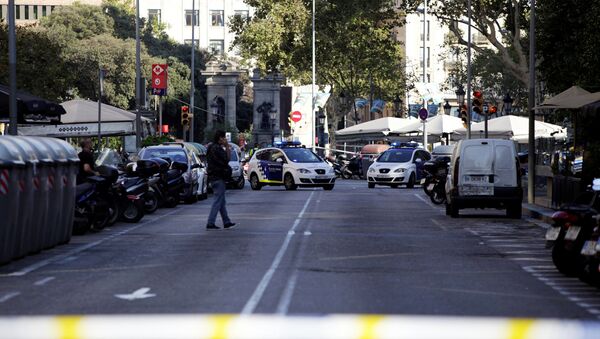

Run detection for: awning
[[0, 84, 66, 123]]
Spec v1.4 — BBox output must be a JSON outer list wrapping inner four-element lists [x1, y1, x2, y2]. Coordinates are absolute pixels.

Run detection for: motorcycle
[[147, 157, 187, 209], [113, 175, 147, 223], [73, 165, 119, 235], [422, 156, 450, 204], [324, 155, 343, 178], [575, 179, 600, 286], [341, 154, 364, 179], [545, 184, 600, 277]]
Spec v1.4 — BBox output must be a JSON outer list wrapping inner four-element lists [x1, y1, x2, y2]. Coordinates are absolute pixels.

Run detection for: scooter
[[341, 154, 364, 179], [324, 156, 343, 178], [422, 156, 450, 204], [114, 175, 147, 223], [148, 157, 187, 208], [73, 166, 119, 235], [545, 184, 600, 277]]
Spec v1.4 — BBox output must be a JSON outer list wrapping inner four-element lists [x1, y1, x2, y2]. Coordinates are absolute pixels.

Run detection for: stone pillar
[[201, 60, 242, 136], [251, 69, 284, 146]]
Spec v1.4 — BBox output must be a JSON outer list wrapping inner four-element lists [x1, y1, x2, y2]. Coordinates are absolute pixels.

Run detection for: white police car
[[247, 141, 336, 190], [367, 142, 431, 188]]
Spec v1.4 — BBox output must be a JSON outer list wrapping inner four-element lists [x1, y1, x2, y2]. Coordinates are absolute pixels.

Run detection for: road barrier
[[0, 315, 599, 339], [0, 136, 78, 265]]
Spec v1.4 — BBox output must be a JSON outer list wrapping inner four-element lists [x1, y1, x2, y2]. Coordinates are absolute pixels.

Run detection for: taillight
[[453, 157, 460, 186], [552, 211, 578, 224], [127, 194, 141, 200]]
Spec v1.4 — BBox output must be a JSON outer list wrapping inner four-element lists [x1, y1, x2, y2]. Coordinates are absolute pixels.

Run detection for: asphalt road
[[0, 180, 599, 319]]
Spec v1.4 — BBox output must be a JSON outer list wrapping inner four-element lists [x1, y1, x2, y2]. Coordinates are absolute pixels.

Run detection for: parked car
[[247, 141, 335, 190], [139, 145, 207, 202], [366, 142, 430, 189], [228, 143, 245, 189], [445, 139, 522, 218]]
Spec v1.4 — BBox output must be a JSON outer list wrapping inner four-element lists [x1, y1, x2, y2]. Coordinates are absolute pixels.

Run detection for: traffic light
[[460, 104, 468, 128], [181, 105, 190, 129], [472, 90, 483, 115]]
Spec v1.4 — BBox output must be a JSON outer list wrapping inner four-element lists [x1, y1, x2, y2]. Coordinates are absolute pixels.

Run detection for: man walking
[[206, 130, 236, 230]]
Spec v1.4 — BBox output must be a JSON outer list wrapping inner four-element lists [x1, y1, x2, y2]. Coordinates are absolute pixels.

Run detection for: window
[[378, 149, 413, 163], [282, 149, 321, 163], [419, 47, 430, 67], [184, 39, 199, 48], [420, 20, 430, 41], [42, 6, 47, 17], [234, 10, 249, 21], [209, 40, 224, 54], [148, 9, 161, 24], [210, 10, 224, 26], [0, 6, 3, 20], [270, 151, 285, 163], [24, 5, 29, 20], [33, 6, 38, 19], [15, 5, 20, 19], [256, 150, 271, 161], [185, 10, 199, 26]]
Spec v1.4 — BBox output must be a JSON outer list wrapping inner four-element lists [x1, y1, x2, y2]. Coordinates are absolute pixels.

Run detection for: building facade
[[138, 0, 254, 55], [0, 0, 101, 24]]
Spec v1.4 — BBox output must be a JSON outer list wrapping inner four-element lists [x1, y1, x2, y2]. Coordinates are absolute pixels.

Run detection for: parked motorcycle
[[324, 155, 343, 178], [422, 156, 450, 204], [147, 157, 187, 209], [341, 154, 364, 179], [73, 165, 119, 235], [545, 185, 600, 277], [113, 175, 147, 223], [575, 179, 600, 285]]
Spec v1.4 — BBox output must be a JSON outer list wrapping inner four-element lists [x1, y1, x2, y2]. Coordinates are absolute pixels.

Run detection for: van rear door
[[492, 142, 517, 187], [459, 141, 494, 196]]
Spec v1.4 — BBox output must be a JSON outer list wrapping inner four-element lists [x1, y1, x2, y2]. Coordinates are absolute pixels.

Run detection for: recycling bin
[[42, 138, 78, 243], [19, 137, 61, 249], [5, 136, 48, 255], [0, 137, 26, 264]]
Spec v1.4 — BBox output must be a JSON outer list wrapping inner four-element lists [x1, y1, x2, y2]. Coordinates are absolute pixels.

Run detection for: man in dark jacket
[[206, 130, 236, 230]]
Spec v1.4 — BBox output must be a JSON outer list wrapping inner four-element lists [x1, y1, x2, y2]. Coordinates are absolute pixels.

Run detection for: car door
[[255, 150, 272, 182], [267, 150, 285, 183], [413, 151, 425, 180]]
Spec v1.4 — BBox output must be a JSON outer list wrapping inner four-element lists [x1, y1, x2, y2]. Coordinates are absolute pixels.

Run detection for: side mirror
[[415, 158, 423, 163], [191, 163, 201, 169], [275, 158, 284, 164]]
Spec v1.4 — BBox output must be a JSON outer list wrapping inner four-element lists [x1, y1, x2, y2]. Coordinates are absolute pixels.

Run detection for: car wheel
[[406, 173, 416, 188], [250, 173, 262, 190], [284, 173, 297, 190], [368, 183, 375, 189], [185, 184, 199, 204], [323, 185, 334, 191]]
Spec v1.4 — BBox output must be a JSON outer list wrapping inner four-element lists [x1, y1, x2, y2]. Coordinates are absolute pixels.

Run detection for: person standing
[[77, 138, 98, 184], [206, 130, 236, 230]]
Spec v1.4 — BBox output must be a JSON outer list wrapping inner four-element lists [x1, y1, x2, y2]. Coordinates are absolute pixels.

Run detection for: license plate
[[427, 184, 435, 191], [377, 174, 388, 178], [565, 226, 581, 241], [315, 175, 328, 179], [459, 185, 494, 196], [581, 241, 598, 256], [464, 175, 488, 184], [545, 227, 561, 241], [420, 178, 426, 184]]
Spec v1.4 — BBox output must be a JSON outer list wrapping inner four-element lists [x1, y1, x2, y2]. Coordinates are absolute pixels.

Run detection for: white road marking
[[3, 209, 181, 277], [33, 277, 55, 286], [414, 193, 443, 213], [0, 292, 20, 303], [320, 252, 420, 261], [276, 270, 299, 315], [241, 191, 314, 314], [115, 287, 156, 301], [430, 218, 447, 231], [304, 231, 312, 236]]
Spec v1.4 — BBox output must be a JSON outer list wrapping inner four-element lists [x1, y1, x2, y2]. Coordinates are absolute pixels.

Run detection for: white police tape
[[0, 315, 600, 339]]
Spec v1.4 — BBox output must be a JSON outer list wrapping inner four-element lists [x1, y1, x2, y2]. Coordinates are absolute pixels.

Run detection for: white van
[[445, 139, 523, 218]]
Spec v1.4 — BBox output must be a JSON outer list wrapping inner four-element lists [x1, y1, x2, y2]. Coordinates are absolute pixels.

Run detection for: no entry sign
[[291, 111, 302, 123], [151, 64, 168, 95]]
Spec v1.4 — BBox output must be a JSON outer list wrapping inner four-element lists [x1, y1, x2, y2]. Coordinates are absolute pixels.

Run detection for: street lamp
[[503, 93, 514, 115], [455, 86, 466, 105], [443, 100, 451, 115], [393, 95, 403, 118], [317, 109, 326, 154], [269, 110, 277, 145]]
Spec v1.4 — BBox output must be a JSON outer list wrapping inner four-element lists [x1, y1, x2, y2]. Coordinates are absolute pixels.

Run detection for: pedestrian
[[77, 138, 98, 184], [248, 142, 260, 158], [206, 130, 236, 230]]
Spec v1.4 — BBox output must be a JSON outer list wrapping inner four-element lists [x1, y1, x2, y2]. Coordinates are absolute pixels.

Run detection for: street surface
[[0, 180, 599, 319]]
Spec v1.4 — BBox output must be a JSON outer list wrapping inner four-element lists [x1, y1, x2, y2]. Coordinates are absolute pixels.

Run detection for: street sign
[[151, 64, 168, 96], [226, 132, 231, 142], [291, 111, 302, 123], [418, 108, 428, 121]]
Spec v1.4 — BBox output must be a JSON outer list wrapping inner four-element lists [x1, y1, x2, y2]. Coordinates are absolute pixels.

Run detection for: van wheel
[[448, 202, 459, 218], [507, 203, 522, 219], [250, 174, 262, 190], [284, 173, 297, 190], [406, 173, 416, 188]]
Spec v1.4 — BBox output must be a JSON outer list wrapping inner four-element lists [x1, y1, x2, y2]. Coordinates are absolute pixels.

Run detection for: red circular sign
[[291, 111, 302, 123]]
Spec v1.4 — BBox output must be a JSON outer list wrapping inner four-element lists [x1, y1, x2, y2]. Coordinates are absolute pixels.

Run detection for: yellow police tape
[[0, 314, 598, 339]]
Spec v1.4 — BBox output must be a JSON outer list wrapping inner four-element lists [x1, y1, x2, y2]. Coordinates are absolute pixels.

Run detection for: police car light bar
[[390, 141, 419, 148], [276, 141, 304, 148]]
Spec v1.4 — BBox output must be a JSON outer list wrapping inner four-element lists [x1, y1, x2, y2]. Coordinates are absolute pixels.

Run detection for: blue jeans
[[207, 179, 231, 225]]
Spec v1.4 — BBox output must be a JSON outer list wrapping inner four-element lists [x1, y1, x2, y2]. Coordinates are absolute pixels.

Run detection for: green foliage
[[141, 134, 175, 147], [231, 0, 406, 119], [40, 3, 114, 39]]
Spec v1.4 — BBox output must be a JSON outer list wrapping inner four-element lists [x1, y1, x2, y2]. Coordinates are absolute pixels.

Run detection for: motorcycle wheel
[[90, 208, 110, 232], [551, 240, 581, 277], [144, 190, 159, 214], [430, 189, 446, 205], [342, 171, 352, 179], [107, 199, 120, 226], [423, 180, 434, 197], [165, 195, 178, 208], [121, 201, 145, 223]]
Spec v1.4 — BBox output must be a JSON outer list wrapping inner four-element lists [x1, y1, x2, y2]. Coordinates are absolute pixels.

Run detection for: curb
[[522, 203, 555, 225]]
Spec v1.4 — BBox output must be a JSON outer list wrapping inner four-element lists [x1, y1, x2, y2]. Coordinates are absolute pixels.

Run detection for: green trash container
[[0, 137, 26, 264]]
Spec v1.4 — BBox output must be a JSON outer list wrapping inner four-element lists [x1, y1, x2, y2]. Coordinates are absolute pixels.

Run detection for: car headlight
[[298, 168, 311, 174], [394, 168, 405, 173], [232, 166, 240, 171], [368, 167, 376, 173]]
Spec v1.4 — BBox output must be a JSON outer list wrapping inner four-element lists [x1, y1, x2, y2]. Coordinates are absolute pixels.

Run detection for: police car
[[247, 141, 336, 190], [367, 142, 431, 188]]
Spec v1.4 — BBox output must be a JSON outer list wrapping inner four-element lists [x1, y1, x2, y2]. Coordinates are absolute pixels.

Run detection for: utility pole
[[190, 0, 196, 143], [311, 0, 316, 152], [8, 0, 17, 135], [528, 0, 536, 204], [466, 0, 472, 139], [135, 0, 142, 148], [98, 69, 105, 150], [422, 0, 428, 149]]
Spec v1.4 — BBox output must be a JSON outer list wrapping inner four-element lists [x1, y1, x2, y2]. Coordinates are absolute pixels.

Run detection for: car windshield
[[377, 149, 413, 163], [141, 148, 187, 163], [282, 148, 322, 163]]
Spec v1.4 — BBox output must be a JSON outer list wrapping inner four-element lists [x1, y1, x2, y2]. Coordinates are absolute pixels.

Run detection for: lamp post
[[393, 95, 403, 118], [503, 93, 513, 115], [443, 100, 451, 115], [135, 0, 141, 148], [270, 110, 277, 145], [317, 110, 325, 155], [7, 0, 17, 135], [455, 86, 465, 105]]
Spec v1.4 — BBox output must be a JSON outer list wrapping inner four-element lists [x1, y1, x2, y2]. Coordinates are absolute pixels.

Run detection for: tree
[[231, 0, 406, 122], [40, 3, 115, 39]]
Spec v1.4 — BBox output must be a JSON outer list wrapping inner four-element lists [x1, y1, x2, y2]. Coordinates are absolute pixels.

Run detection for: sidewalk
[[522, 202, 556, 226]]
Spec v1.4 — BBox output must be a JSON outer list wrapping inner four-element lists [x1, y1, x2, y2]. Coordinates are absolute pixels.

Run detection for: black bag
[[224, 165, 233, 179]]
